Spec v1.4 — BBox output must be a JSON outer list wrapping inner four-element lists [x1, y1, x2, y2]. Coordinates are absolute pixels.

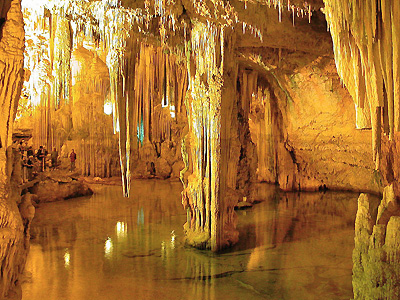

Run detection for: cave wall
[[68, 46, 121, 177], [246, 55, 380, 193], [235, 9, 381, 194], [0, 0, 31, 298]]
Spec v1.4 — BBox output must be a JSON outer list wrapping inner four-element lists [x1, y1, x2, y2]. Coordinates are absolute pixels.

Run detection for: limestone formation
[[324, 0, 400, 175], [353, 186, 400, 299], [0, 0, 398, 271], [29, 178, 93, 203], [0, 0, 32, 298]]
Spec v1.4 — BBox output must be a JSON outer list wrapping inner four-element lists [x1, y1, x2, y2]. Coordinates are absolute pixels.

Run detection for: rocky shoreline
[[20, 170, 94, 205]]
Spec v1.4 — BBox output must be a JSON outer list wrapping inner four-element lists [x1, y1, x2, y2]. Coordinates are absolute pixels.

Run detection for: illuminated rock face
[[182, 23, 242, 250], [246, 55, 380, 192], [0, 0, 31, 297], [324, 0, 400, 173], [69, 46, 121, 177]]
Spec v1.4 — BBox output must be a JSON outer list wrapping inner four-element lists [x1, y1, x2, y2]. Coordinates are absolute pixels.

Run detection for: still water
[[22, 181, 360, 300]]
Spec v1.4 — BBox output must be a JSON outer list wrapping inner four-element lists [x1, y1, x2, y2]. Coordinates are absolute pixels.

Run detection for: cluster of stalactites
[[22, 7, 52, 108], [53, 10, 72, 108], [261, 0, 313, 22], [324, 0, 400, 169], [106, 39, 188, 196], [22, 5, 73, 110]]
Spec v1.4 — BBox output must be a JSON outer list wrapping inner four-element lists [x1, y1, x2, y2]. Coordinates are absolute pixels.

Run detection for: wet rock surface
[[24, 171, 93, 203]]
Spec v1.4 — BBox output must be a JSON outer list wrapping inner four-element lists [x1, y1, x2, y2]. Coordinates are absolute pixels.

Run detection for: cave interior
[[1, 0, 400, 299]]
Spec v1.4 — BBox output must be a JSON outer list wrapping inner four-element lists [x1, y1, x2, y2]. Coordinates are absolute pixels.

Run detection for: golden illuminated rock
[[0, 0, 31, 298]]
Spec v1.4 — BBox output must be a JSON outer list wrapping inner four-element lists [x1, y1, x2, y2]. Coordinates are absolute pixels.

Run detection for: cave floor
[[22, 180, 360, 300]]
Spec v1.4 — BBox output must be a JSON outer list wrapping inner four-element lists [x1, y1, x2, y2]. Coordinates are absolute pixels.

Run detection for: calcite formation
[[0, 0, 31, 298], [353, 185, 400, 299], [324, 0, 400, 171], [0, 0, 396, 279], [0, 0, 400, 296]]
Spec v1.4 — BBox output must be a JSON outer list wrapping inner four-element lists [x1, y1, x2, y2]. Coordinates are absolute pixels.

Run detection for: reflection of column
[[184, 251, 216, 300], [137, 207, 144, 225], [182, 22, 239, 251]]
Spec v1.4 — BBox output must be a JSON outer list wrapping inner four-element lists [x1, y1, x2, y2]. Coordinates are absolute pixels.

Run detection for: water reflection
[[116, 221, 127, 239], [64, 249, 70, 268], [104, 237, 113, 258], [23, 181, 360, 300]]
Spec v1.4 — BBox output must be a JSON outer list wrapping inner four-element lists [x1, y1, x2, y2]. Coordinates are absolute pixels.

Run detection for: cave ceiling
[[21, 0, 331, 59]]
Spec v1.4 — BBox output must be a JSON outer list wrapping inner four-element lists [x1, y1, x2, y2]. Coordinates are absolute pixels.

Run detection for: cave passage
[[22, 180, 361, 300]]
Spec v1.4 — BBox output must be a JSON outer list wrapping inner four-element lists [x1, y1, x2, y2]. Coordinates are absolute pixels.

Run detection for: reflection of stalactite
[[324, 0, 400, 169]]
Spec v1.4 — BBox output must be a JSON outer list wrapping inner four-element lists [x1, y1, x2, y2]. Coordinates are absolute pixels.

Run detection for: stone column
[[182, 22, 239, 251]]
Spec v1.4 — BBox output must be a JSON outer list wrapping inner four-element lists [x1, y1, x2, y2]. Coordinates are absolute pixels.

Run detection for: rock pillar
[[182, 22, 239, 251]]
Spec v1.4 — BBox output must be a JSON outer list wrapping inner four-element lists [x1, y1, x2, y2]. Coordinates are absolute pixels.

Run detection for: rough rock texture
[[352, 185, 400, 299], [0, 0, 30, 298], [180, 23, 244, 251], [249, 56, 380, 193], [29, 174, 93, 203], [154, 157, 172, 179], [324, 0, 400, 171]]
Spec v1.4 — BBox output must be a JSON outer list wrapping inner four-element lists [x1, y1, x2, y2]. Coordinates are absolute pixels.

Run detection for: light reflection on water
[[22, 181, 361, 300]]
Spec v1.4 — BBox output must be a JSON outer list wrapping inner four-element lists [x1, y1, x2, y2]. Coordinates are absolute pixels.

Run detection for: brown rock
[[171, 161, 185, 179], [155, 157, 171, 179], [31, 179, 93, 203]]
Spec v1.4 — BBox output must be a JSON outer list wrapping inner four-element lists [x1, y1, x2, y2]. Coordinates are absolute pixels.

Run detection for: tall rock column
[[0, 0, 30, 297], [182, 22, 239, 251]]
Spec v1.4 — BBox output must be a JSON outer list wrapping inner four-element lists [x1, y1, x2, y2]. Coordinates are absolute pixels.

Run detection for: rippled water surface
[[22, 181, 360, 300]]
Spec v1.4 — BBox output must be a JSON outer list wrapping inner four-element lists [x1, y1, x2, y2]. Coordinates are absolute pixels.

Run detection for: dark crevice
[[0, 0, 12, 41]]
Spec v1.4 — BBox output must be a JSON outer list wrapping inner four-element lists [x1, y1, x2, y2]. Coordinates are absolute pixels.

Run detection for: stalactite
[[52, 10, 72, 108], [324, 0, 400, 169], [105, 33, 188, 196]]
